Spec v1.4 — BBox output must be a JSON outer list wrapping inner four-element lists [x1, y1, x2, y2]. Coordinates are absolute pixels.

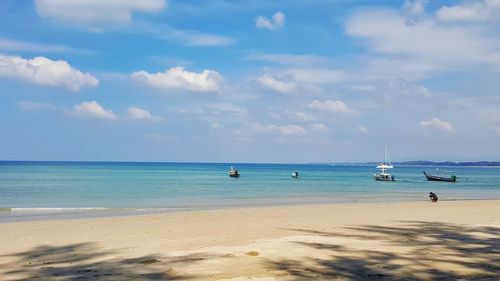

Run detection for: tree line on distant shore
[[393, 161, 500, 167]]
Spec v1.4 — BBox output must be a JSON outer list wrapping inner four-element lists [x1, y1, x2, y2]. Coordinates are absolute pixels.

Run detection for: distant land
[[332, 161, 500, 167], [396, 161, 500, 167]]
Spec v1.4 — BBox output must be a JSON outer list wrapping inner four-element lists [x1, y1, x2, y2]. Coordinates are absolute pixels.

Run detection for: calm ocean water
[[1, 161, 499, 221]]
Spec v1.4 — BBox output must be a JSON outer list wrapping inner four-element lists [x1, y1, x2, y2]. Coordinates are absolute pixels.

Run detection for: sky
[[1, 0, 500, 163]]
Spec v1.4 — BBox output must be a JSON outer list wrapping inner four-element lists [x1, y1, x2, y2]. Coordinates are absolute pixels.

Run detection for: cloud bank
[[345, 3, 500, 79], [35, 0, 166, 30], [437, 0, 500, 22]]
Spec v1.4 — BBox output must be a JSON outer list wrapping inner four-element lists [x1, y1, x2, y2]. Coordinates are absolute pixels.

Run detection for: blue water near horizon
[[1, 161, 499, 221]]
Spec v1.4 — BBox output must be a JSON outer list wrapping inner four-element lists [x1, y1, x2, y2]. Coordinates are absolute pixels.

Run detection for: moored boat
[[292, 171, 300, 178], [229, 166, 240, 177], [423, 170, 456, 182], [374, 147, 396, 181]]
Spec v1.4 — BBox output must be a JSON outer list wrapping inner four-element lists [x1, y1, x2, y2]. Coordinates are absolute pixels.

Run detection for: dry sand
[[0, 200, 499, 280]]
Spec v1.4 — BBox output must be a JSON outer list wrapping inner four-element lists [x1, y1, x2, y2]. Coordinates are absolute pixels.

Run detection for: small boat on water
[[423, 170, 456, 182], [291, 171, 300, 178], [228, 166, 240, 177], [374, 147, 396, 181]]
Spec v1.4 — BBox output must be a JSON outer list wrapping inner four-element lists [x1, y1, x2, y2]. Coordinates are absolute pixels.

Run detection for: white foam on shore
[[9, 207, 112, 212]]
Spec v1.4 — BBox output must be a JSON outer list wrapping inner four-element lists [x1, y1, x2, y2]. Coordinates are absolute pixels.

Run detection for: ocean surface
[[1, 161, 499, 222]]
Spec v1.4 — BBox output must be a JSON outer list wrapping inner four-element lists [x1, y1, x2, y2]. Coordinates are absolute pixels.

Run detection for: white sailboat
[[374, 147, 395, 181]]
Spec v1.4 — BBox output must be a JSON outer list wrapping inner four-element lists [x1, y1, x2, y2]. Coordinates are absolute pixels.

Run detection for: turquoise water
[[1, 161, 499, 221]]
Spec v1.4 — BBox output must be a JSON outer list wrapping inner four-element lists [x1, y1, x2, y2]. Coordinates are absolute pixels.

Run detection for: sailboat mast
[[384, 146, 387, 165]]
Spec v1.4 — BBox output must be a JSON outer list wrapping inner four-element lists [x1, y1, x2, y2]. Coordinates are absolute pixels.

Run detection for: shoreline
[[1, 199, 498, 280], [3, 195, 500, 223]]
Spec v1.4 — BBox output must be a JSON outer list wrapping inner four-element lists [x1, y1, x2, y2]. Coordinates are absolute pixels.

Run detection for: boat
[[423, 170, 456, 182], [228, 166, 240, 177], [291, 171, 300, 178], [374, 147, 396, 181]]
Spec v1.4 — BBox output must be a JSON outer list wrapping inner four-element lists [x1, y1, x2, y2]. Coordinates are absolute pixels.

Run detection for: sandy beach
[[0, 200, 499, 280]]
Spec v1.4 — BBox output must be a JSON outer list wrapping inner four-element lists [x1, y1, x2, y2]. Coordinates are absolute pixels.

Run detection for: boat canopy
[[376, 164, 393, 169]]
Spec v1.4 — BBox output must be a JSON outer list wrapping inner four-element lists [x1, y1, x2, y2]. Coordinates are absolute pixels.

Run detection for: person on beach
[[429, 192, 438, 202]]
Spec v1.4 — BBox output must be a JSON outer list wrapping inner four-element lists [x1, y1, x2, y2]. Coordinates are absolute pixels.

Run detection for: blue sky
[[1, 0, 500, 162]]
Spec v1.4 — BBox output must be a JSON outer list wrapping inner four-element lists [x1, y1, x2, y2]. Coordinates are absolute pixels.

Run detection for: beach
[[0, 200, 498, 280]]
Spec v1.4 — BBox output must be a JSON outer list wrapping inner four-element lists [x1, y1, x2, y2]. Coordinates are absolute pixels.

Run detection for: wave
[[3, 207, 189, 213], [8, 207, 113, 212]]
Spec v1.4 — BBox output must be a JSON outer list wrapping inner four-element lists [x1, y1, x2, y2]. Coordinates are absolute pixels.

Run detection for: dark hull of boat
[[229, 173, 240, 178], [423, 172, 456, 182], [373, 174, 395, 181], [374, 177, 396, 182]]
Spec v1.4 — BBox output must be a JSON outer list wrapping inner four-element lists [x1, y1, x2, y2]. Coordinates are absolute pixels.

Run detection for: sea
[[1, 161, 499, 222]]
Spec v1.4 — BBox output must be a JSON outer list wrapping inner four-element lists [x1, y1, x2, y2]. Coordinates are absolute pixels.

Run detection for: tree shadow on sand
[[0, 242, 228, 280], [269, 221, 499, 280]]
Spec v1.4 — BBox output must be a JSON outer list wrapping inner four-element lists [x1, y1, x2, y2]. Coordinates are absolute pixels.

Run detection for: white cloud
[[127, 107, 163, 122], [163, 28, 233, 47], [71, 101, 116, 120], [420, 118, 453, 132], [258, 75, 297, 93], [0, 38, 92, 55], [309, 123, 330, 133], [437, 0, 500, 22], [35, 0, 166, 30], [309, 99, 357, 116], [358, 125, 368, 133], [244, 122, 306, 137], [258, 68, 345, 93], [345, 6, 500, 78], [132, 66, 222, 92], [178, 103, 247, 119], [0, 55, 98, 91], [295, 112, 316, 122], [276, 124, 306, 136], [34, 0, 231, 47], [241, 122, 330, 137], [17, 101, 55, 112], [256, 11, 285, 31]]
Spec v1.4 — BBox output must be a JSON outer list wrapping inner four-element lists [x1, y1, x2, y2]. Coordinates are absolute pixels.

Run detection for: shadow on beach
[[0, 242, 228, 280], [0, 221, 498, 280], [270, 221, 499, 280]]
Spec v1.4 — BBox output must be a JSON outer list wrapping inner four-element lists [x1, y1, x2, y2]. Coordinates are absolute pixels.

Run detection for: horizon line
[[1, 160, 499, 165]]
